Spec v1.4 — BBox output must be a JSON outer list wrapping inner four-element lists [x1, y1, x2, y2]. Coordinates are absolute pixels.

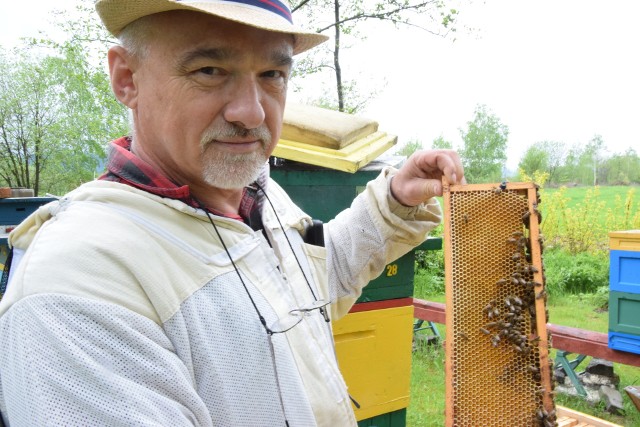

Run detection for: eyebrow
[[178, 46, 293, 68]]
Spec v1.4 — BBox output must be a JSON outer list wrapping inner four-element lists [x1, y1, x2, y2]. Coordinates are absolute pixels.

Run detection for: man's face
[[127, 11, 294, 190]]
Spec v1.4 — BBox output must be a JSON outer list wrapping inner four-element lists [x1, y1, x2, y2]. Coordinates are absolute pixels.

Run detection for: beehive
[[443, 182, 556, 427]]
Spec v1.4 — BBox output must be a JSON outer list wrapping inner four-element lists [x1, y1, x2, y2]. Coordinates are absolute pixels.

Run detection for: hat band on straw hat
[[96, 0, 329, 54], [175, 0, 293, 24]]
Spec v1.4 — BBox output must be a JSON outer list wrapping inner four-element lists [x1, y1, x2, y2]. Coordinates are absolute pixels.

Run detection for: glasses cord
[[255, 186, 360, 409], [254, 186, 361, 410], [254, 183, 330, 323], [194, 197, 290, 426]]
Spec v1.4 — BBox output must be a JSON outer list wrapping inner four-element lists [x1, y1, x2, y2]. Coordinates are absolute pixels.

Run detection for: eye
[[197, 67, 223, 76], [261, 70, 286, 79]]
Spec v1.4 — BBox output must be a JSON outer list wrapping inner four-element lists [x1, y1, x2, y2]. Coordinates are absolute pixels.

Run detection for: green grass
[[408, 293, 640, 427], [543, 185, 638, 211]]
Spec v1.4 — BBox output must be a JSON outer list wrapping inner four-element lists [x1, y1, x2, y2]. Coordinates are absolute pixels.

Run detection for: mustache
[[200, 123, 272, 147]]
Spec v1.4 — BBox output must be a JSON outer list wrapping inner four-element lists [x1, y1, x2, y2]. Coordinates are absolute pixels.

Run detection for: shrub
[[414, 249, 445, 297], [543, 248, 609, 296]]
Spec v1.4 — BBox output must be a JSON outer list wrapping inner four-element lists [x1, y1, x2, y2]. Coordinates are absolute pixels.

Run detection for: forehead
[[143, 11, 294, 62]]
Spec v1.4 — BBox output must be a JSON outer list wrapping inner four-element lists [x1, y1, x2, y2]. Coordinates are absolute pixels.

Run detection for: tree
[[395, 138, 423, 156], [605, 148, 640, 185], [0, 5, 127, 195], [518, 140, 565, 184], [459, 104, 508, 183], [291, 0, 463, 112], [431, 134, 452, 149], [518, 144, 549, 179], [0, 52, 63, 194], [583, 134, 605, 186]]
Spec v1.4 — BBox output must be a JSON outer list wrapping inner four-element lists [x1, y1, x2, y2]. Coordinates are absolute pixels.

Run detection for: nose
[[223, 76, 266, 130]]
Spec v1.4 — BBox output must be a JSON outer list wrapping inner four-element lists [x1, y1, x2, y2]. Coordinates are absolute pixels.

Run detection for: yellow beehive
[[332, 302, 414, 421]]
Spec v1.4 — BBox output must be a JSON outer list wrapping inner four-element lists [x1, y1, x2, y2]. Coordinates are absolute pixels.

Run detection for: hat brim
[[96, 0, 328, 55]]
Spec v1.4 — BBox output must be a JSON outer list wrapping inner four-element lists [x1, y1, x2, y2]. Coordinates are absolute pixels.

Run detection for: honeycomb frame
[[443, 181, 556, 426]]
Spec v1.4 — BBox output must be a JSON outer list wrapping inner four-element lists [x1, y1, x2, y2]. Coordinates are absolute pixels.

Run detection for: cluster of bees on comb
[[481, 187, 559, 427]]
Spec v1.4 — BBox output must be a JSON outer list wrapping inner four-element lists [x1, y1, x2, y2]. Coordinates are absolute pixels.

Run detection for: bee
[[507, 237, 518, 245], [479, 328, 491, 335], [522, 210, 531, 223], [496, 278, 507, 286], [463, 214, 469, 224], [457, 331, 469, 340], [512, 253, 521, 261], [513, 296, 523, 306], [534, 208, 543, 223], [529, 265, 540, 273], [532, 281, 543, 288], [512, 344, 523, 353], [493, 187, 503, 195], [536, 290, 547, 300]]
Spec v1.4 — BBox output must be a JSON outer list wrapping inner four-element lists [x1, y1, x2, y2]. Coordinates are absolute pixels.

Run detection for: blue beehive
[[608, 230, 640, 355]]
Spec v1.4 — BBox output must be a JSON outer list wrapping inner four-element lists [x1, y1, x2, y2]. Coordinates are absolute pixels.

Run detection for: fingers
[[411, 149, 466, 185], [391, 149, 466, 207]]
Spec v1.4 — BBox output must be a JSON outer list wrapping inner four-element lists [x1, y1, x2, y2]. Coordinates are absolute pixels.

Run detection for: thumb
[[392, 177, 442, 207]]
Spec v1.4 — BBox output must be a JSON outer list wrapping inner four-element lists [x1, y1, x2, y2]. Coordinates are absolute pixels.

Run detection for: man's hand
[[390, 149, 466, 207]]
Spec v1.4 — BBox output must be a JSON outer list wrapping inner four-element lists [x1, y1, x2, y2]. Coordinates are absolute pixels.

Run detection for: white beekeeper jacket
[[0, 167, 441, 426]]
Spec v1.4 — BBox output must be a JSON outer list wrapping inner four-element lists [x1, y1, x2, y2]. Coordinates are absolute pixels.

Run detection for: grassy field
[[543, 185, 638, 209], [407, 185, 640, 426]]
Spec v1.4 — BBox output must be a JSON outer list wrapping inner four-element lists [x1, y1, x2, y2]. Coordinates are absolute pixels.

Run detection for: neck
[[191, 184, 245, 216]]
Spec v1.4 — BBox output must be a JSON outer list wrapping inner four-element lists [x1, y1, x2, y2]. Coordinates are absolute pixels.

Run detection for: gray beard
[[199, 123, 273, 190], [201, 146, 267, 190]]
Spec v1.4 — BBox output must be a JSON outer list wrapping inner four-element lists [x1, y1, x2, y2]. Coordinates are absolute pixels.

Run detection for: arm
[[0, 294, 211, 427], [325, 150, 465, 318]]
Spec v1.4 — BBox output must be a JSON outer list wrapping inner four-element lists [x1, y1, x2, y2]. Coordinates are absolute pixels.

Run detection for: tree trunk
[[333, 0, 344, 112]]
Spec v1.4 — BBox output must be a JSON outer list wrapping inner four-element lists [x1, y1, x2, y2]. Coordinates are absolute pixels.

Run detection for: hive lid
[[609, 230, 640, 251], [276, 103, 397, 173], [609, 230, 640, 237], [281, 103, 379, 150], [274, 131, 397, 173]]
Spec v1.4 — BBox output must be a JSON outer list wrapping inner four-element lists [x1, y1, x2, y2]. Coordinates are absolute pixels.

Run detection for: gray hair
[[116, 16, 154, 59]]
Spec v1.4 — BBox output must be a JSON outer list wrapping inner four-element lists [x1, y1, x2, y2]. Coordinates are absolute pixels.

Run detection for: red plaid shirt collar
[[99, 137, 259, 224]]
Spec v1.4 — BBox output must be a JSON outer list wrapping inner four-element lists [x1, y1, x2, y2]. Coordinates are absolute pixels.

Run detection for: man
[[0, 1, 465, 426]]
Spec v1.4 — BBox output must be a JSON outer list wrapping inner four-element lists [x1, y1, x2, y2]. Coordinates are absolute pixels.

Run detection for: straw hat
[[95, 0, 328, 54]]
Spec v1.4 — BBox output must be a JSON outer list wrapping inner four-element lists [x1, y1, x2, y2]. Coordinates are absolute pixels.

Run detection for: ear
[[108, 46, 138, 109]]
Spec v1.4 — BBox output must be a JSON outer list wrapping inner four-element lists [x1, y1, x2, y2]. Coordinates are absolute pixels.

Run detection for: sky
[[1, 0, 639, 170]]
